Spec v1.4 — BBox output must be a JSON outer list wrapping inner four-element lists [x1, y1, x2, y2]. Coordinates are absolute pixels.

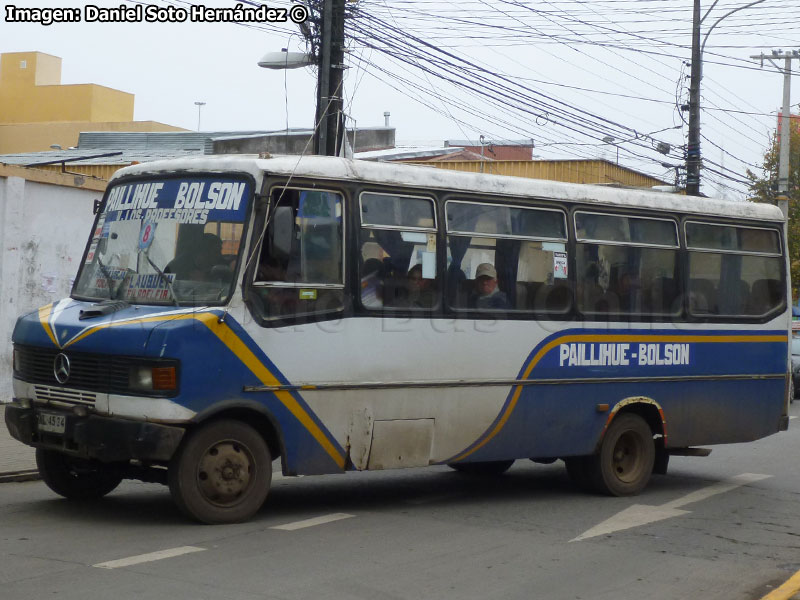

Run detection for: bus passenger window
[[358, 192, 438, 311], [445, 200, 570, 314], [251, 188, 344, 322], [686, 222, 783, 317], [575, 212, 679, 316]]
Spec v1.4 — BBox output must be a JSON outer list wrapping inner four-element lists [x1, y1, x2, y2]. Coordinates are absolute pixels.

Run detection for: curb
[[0, 470, 40, 484], [760, 570, 800, 600]]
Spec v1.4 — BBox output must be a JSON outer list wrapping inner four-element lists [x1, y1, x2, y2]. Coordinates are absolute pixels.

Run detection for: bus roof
[[112, 154, 784, 223]]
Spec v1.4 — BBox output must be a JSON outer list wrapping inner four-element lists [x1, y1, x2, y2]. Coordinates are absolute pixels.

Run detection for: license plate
[[37, 412, 66, 434]]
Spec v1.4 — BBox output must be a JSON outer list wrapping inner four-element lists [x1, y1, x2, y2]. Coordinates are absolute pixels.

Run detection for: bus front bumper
[[4, 403, 185, 463]]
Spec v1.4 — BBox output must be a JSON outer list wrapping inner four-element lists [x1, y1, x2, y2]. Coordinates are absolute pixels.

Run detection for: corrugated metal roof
[[75, 128, 393, 153], [446, 139, 534, 147], [77, 131, 273, 154], [355, 146, 462, 161], [0, 149, 200, 166]]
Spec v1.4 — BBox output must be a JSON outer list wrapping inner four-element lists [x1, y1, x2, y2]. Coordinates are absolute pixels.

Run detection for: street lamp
[[257, 49, 316, 155], [686, 0, 767, 196], [194, 101, 206, 132], [257, 50, 314, 70]]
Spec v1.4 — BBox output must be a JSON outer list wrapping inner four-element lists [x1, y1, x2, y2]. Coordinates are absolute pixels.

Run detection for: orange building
[[0, 51, 185, 154]]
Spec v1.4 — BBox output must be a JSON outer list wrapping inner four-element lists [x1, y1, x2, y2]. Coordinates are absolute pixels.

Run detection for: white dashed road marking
[[93, 546, 206, 569], [271, 513, 355, 531]]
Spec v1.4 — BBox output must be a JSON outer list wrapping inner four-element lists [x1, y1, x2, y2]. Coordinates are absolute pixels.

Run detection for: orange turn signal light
[[152, 366, 177, 391]]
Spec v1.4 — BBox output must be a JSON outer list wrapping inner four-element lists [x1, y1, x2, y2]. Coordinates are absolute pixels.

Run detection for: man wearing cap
[[469, 263, 510, 310]]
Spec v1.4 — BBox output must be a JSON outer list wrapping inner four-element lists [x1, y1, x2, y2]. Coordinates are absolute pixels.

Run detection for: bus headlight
[[128, 364, 178, 394]]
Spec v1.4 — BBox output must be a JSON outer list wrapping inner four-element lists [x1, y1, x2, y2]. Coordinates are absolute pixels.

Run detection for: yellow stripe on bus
[[450, 332, 787, 463], [57, 310, 345, 470], [194, 313, 346, 470], [62, 314, 191, 348], [37, 303, 58, 348]]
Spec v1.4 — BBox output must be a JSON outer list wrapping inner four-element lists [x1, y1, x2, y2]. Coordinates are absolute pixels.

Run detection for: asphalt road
[[1, 403, 799, 600]]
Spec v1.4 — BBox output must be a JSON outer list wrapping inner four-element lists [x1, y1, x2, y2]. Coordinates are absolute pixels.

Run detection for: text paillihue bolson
[[4, 3, 309, 26]]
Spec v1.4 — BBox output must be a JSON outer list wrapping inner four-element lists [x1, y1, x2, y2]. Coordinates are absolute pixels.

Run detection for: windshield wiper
[[145, 255, 180, 307], [96, 256, 117, 300]]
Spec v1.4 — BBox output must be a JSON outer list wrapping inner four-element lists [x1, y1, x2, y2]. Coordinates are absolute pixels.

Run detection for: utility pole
[[751, 50, 800, 218], [686, 0, 769, 197], [314, 0, 346, 156], [686, 0, 702, 196]]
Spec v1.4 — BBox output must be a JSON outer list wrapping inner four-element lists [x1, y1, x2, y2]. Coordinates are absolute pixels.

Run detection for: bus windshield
[[74, 176, 251, 305]]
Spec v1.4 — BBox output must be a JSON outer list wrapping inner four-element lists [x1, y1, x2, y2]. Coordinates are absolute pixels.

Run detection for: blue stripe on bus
[[444, 328, 787, 464]]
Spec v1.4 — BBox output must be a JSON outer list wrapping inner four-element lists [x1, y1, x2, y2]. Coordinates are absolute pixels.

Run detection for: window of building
[[252, 188, 344, 321], [445, 201, 571, 313], [575, 212, 680, 315], [358, 192, 438, 310], [686, 222, 783, 317]]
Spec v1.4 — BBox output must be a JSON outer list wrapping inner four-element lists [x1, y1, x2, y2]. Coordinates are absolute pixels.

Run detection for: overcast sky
[[2, 0, 799, 199]]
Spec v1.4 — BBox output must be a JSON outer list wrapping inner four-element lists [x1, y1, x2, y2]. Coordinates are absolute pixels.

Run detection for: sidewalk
[[0, 414, 37, 480]]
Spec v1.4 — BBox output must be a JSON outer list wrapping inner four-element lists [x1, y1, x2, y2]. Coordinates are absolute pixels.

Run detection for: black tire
[[652, 445, 670, 475], [587, 413, 655, 496], [564, 456, 595, 491], [447, 459, 514, 475], [168, 419, 271, 524], [36, 448, 122, 500]]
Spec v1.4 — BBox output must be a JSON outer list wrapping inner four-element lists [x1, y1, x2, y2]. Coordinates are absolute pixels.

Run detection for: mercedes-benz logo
[[53, 353, 71, 384]]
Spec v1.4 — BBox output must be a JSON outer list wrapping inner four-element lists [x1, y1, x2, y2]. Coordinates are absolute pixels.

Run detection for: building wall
[[0, 120, 187, 154], [404, 159, 669, 188], [0, 166, 102, 385], [0, 83, 134, 124], [213, 127, 396, 155], [0, 51, 183, 153], [0, 51, 61, 87], [0, 52, 134, 124], [454, 145, 533, 160]]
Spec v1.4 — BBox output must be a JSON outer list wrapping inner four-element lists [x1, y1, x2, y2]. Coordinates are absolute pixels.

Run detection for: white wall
[[0, 175, 99, 386]]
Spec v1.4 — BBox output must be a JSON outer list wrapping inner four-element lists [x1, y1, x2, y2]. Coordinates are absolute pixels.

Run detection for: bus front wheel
[[168, 419, 271, 524], [589, 413, 654, 496], [36, 448, 122, 500]]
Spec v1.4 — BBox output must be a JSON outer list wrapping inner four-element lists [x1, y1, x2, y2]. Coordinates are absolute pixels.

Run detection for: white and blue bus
[[5, 156, 791, 523]]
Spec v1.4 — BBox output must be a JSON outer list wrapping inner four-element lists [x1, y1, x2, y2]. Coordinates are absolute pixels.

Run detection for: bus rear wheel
[[168, 420, 271, 524], [36, 448, 122, 500], [448, 460, 514, 475], [588, 413, 654, 496]]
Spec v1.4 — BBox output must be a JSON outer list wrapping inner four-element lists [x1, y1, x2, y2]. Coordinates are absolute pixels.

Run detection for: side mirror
[[93, 199, 102, 215]]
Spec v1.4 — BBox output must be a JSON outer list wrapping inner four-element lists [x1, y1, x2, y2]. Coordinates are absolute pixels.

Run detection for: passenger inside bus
[[166, 232, 227, 282], [400, 264, 436, 309], [468, 263, 510, 310]]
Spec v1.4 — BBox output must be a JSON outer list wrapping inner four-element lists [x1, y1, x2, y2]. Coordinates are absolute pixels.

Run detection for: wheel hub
[[612, 431, 644, 483], [197, 441, 254, 506]]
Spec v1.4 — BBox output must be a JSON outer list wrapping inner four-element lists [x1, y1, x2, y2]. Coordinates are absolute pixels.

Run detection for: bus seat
[[719, 280, 750, 314], [517, 281, 545, 310], [747, 278, 781, 314], [533, 282, 571, 312], [646, 277, 678, 313], [689, 278, 717, 314]]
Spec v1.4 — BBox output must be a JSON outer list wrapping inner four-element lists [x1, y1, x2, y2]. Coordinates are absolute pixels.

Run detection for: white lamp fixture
[[258, 50, 314, 70]]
